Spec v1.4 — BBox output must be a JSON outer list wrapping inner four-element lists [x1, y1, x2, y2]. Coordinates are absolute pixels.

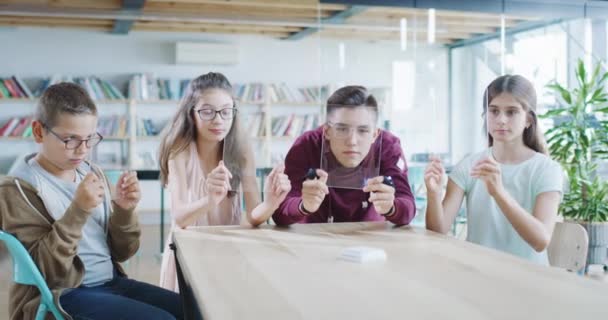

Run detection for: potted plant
[[542, 59, 608, 266]]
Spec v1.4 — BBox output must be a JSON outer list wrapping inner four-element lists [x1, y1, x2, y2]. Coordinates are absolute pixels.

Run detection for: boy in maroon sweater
[[272, 86, 416, 226]]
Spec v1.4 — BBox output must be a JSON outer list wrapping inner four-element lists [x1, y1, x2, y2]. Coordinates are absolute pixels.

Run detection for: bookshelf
[[0, 77, 330, 172]]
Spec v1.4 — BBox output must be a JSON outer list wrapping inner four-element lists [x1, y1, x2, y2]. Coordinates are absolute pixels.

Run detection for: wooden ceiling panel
[[0, 15, 112, 25], [145, 0, 345, 11], [133, 23, 290, 37], [0, 17, 113, 31], [0, 0, 123, 10], [0, 1, 539, 43]]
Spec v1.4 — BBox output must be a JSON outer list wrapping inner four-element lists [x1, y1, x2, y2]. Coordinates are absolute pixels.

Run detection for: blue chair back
[[0, 230, 65, 320]]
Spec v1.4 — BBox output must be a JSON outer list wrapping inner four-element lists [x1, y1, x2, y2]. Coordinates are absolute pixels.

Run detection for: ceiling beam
[[286, 5, 366, 40], [322, 0, 594, 19], [448, 18, 565, 49], [112, 0, 147, 34]]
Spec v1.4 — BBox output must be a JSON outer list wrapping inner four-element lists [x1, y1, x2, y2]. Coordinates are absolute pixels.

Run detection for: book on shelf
[[0, 76, 34, 98], [297, 85, 330, 103], [234, 83, 330, 104], [128, 74, 185, 101], [32, 75, 126, 100], [1, 75, 333, 105], [233, 83, 265, 103], [273, 114, 320, 137], [244, 113, 319, 138], [244, 113, 266, 137], [0, 117, 33, 137], [98, 115, 129, 138], [136, 118, 166, 137]]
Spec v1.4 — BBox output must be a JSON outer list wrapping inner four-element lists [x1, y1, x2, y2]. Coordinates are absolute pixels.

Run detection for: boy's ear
[[372, 128, 381, 142], [31, 120, 44, 143], [322, 123, 330, 138]]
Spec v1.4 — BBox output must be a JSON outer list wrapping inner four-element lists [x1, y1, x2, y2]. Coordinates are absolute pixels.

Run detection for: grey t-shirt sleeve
[[449, 155, 472, 192], [534, 159, 564, 197]]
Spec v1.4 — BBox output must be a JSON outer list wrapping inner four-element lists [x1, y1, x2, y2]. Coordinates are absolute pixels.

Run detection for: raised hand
[[74, 172, 105, 212], [113, 171, 141, 211], [300, 169, 329, 214], [206, 160, 233, 206], [263, 163, 292, 209]]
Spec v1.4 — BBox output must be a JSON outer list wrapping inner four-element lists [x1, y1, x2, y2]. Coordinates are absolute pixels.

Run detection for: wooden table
[[173, 222, 608, 319]]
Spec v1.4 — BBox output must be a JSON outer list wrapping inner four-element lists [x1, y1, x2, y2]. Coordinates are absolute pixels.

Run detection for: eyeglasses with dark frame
[[195, 108, 237, 121], [42, 123, 103, 150]]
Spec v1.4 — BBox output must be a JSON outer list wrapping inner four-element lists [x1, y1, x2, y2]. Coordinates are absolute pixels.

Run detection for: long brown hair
[[158, 72, 245, 194], [483, 75, 548, 155]]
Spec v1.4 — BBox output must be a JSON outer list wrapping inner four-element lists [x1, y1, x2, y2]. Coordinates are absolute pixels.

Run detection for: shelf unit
[[0, 86, 326, 171]]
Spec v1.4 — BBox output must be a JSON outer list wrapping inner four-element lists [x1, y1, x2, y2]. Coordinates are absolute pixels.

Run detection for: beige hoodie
[[0, 175, 140, 320]]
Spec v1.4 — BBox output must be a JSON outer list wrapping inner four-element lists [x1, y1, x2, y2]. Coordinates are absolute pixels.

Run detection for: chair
[[547, 222, 589, 272], [0, 230, 65, 320], [255, 167, 273, 224]]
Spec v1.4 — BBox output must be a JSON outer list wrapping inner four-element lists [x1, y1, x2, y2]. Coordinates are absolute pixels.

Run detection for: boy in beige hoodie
[[0, 83, 182, 320]]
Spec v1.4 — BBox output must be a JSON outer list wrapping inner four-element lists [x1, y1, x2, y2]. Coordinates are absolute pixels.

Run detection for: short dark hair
[[326, 86, 378, 118], [35, 82, 97, 128]]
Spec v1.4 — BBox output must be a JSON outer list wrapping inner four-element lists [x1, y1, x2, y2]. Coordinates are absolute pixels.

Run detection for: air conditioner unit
[[175, 42, 239, 65]]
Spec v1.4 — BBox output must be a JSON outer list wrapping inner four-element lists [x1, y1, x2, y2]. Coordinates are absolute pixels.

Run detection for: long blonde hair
[[483, 74, 549, 155], [158, 72, 245, 195]]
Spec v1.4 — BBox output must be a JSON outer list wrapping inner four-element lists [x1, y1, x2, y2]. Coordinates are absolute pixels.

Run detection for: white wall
[[0, 27, 449, 214], [0, 27, 420, 87]]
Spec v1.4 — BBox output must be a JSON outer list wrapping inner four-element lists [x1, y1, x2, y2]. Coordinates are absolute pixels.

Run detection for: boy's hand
[[113, 171, 141, 211], [363, 176, 396, 215], [300, 169, 329, 214], [263, 163, 291, 210], [74, 172, 105, 212]]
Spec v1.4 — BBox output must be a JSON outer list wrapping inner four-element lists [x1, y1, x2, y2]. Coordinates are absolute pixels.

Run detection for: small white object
[[587, 264, 606, 281], [339, 246, 387, 263]]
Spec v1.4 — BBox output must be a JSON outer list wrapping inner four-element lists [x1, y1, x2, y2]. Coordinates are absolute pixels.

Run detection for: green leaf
[[590, 88, 605, 103], [595, 106, 608, 113], [598, 71, 608, 86], [577, 60, 587, 86], [591, 63, 601, 83], [542, 108, 568, 118], [549, 83, 573, 105]]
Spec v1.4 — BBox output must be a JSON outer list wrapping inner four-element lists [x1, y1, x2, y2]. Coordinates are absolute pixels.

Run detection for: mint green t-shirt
[[449, 148, 564, 265]]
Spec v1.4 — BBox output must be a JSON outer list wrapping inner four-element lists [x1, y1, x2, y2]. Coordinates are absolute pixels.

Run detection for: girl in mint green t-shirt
[[424, 75, 563, 265]]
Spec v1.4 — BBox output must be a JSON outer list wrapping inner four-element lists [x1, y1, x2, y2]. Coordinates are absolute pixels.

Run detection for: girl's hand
[[424, 156, 445, 196], [206, 160, 233, 205], [471, 156, 504, 198]]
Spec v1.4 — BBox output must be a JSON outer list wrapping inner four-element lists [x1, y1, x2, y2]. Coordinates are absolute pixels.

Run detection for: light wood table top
[[173, 222, 608, 319]]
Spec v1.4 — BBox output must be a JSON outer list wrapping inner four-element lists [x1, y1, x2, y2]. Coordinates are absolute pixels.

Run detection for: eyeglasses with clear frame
[[326, 121, 374, 140]]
